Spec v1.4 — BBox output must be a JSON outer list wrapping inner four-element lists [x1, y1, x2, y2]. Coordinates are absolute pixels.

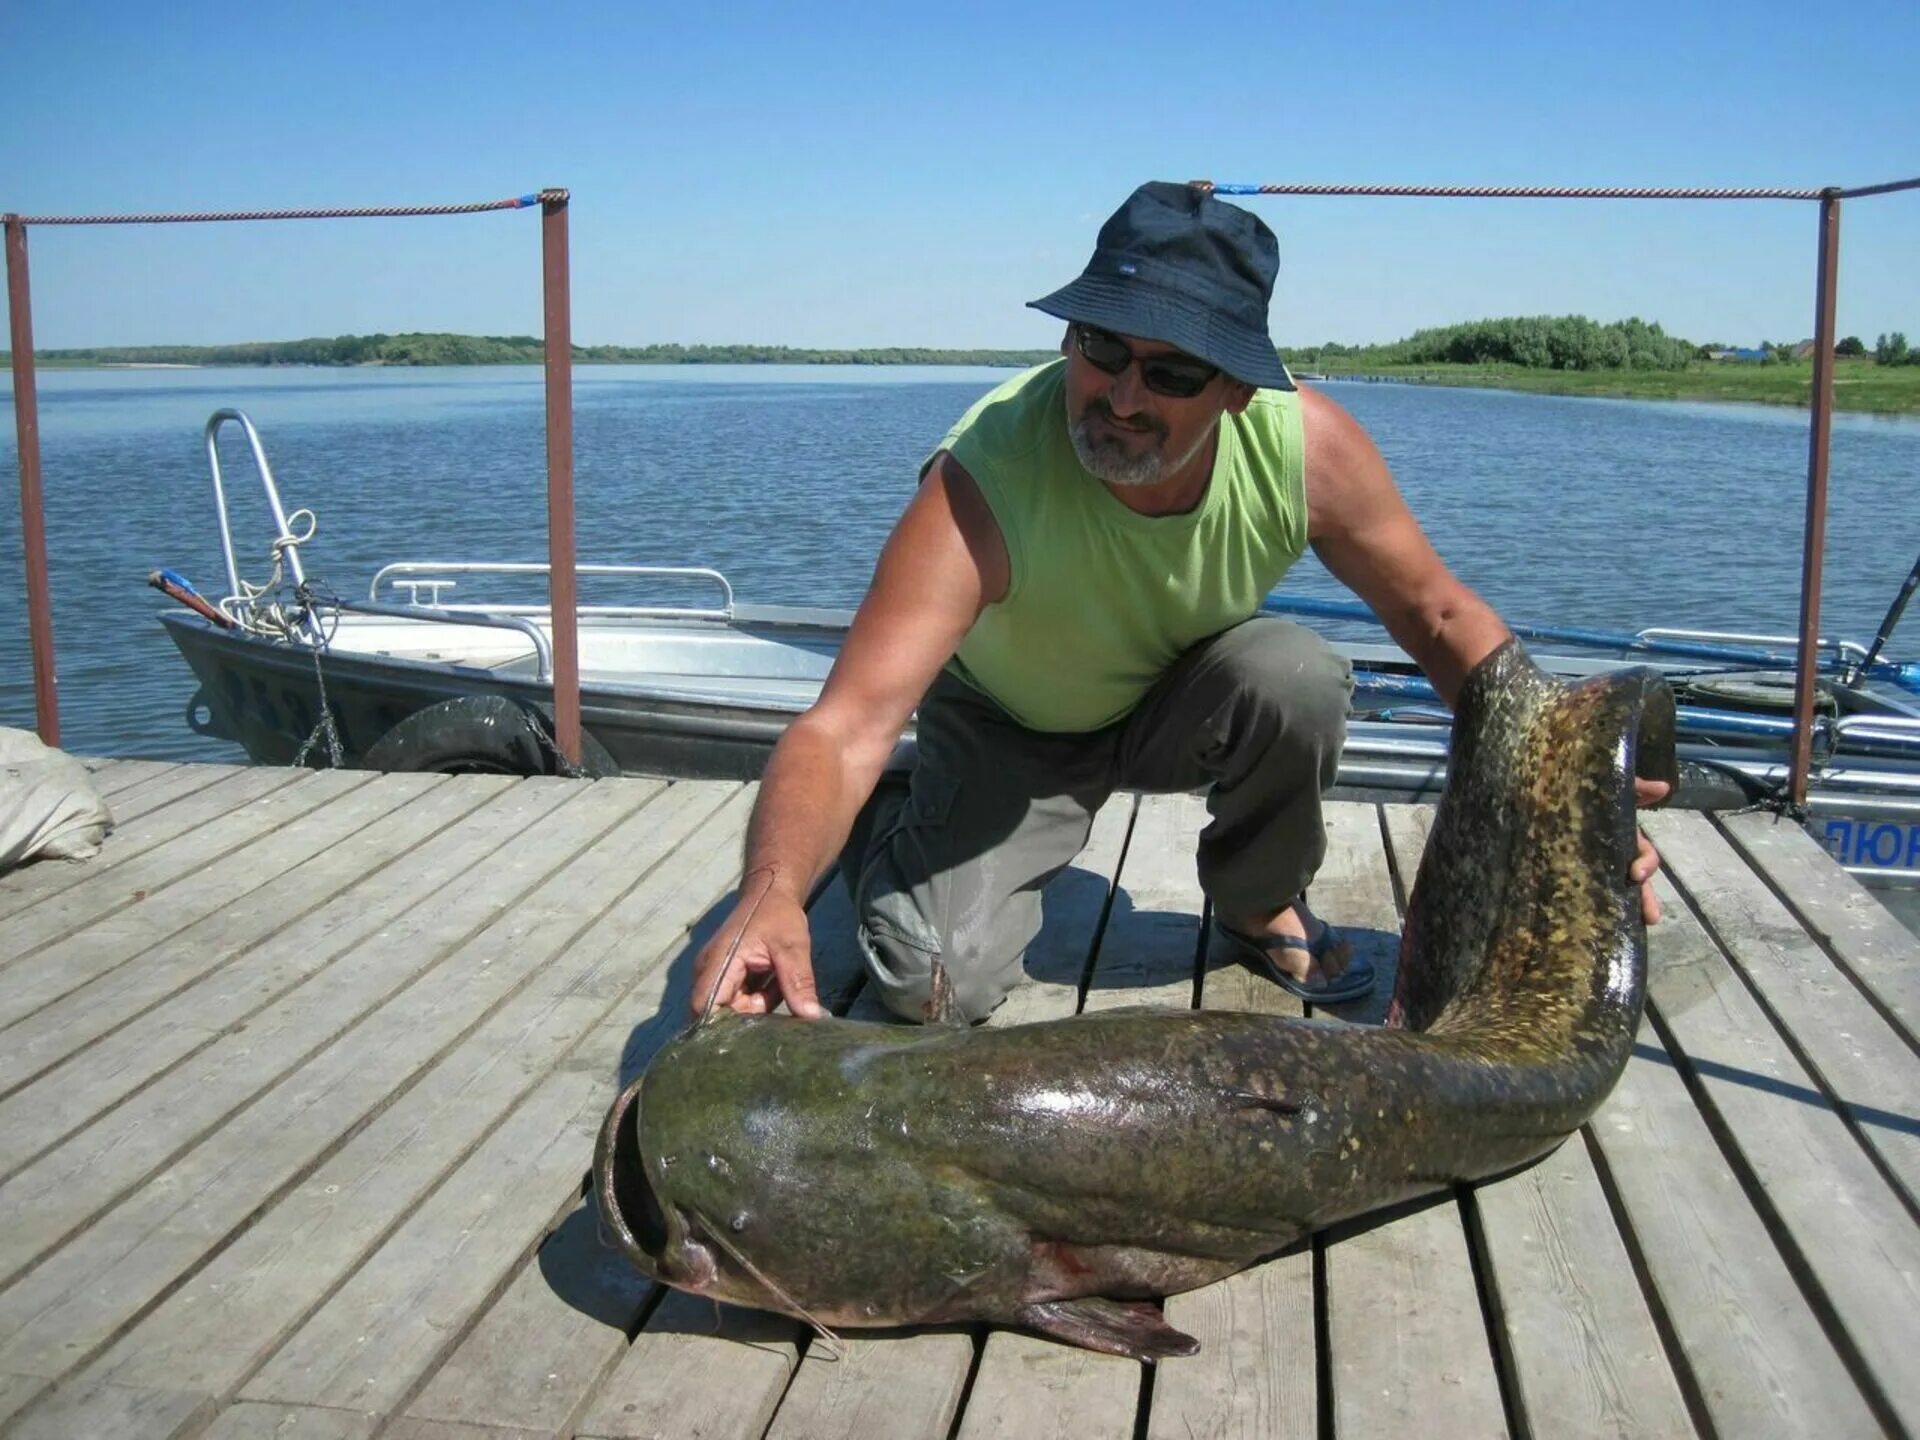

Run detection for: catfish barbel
[[593, 639, 1676, 1359]]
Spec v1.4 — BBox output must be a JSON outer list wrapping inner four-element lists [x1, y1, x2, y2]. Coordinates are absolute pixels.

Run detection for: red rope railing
[[1, 190, 565, 226], [1195, 181, 1830, 200]]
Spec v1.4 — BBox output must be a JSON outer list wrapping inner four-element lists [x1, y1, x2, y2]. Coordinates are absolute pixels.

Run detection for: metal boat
[[157, 410, 1920, 901]]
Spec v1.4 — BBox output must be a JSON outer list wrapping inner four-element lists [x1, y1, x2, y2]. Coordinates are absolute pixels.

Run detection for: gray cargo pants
[[849, 616, 1352, 1022]]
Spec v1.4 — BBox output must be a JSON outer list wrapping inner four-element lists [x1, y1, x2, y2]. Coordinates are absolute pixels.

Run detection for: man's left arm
[[1298, 386, 1506, 704], [1296, 385, 1667, 920]]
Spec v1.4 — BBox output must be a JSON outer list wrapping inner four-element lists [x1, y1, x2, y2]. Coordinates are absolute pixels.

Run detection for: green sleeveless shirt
[[932, 360, 1310, 732]]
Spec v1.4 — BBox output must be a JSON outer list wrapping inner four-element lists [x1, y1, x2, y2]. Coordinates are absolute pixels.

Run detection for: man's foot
[[1215, 901, 1375, 1005]]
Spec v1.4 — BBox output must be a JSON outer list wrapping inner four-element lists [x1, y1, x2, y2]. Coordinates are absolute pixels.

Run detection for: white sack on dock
[[0, 728, 114, 874]]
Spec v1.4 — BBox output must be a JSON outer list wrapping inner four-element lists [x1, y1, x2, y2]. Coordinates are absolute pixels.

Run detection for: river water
[[3, 364, 1918, 762]]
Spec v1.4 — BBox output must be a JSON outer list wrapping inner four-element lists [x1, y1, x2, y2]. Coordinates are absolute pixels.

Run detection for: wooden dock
[[1, 760, 1917, 1439]]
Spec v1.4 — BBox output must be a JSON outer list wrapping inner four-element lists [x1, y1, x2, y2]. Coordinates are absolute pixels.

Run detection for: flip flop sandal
[[1213, 920, 1376, 1005]]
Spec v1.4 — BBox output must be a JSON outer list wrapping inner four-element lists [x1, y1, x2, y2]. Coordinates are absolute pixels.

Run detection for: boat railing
[[331, 599, 555, 683], [1834, 713, 1920, 748], [1263, 594, 1878, 674], [368, 562, 736, 622], [1638, 627, 1870, 669], [204, 408, 323, 643]]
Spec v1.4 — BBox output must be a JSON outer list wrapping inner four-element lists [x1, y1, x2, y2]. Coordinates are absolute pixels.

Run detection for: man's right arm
[[688, 452, 1008, 1019]]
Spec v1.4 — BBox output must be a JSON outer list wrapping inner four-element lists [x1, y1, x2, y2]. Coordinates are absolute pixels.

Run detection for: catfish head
[[590, 1008, 1213, 1359], [592, 1026, 786, 1313], [592, 1012, 993, 1329]]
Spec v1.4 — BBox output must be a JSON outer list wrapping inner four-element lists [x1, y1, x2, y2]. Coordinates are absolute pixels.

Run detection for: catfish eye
[[728, 1211, 751, 1233]]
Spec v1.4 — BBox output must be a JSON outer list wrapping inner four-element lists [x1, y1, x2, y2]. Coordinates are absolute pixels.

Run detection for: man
[[692, 181, 1664, 1024]]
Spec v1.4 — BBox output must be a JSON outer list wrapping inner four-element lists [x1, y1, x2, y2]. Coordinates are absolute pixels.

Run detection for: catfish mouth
[[593, 1075, 717, 1290]]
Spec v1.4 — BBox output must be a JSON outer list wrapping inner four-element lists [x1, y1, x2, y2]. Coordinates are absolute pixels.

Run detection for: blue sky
[[4, 0, 1915, 351]]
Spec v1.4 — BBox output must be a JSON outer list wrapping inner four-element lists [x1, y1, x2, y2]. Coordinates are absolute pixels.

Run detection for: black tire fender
[[361, 695, 619, 777]]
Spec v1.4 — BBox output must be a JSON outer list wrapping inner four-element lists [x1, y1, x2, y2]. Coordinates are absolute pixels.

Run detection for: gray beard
[[1069, 406, 1215, 490], [1068, 415, 1166, 487]]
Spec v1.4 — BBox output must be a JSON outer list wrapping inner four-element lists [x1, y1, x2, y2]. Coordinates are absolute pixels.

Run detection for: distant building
[[1792, 339, 1823, 360], [1714, 348, 1769, 362]]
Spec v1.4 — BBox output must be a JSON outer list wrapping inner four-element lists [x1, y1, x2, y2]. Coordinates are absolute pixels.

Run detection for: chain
[[520, 703, 588, 780], [288, 582, 345, 769]]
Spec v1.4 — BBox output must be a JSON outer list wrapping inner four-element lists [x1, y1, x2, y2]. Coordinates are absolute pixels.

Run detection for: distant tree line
[[5, 333, 1057, 368], [11, 320, 1916, 373], [1872, 333, 1915, 366], [1283, 318, 1917, 372], [1284, 316, 1699, 371]]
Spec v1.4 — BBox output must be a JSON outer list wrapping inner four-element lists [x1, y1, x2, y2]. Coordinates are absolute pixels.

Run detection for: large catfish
[[593, 639, 1676, 1359]]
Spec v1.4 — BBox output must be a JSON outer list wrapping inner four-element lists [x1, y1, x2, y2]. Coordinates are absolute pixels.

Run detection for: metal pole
[[5, 217, 59, 746], [1788, 191, 1842, 807], [541, 189, 582, 769]]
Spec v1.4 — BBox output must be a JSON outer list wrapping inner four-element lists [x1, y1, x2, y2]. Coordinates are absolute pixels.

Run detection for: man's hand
[[689, 878, 825, 1021], [1632, 777, 1671, 926]]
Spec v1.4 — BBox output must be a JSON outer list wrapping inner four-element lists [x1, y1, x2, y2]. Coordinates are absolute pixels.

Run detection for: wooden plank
[[956, 1336, 1138, 1440], [237, 1043, 636, 1416], [396, 858, 867, 1438], [1633, 832, 1920, 1431], [78, 758, 179, 798], [1308, 798, 1404, 1024], [993, 793, 1135, 1027], [1148, 1250, 1314, 1440], [1472, 1136, 1695, 1439], [394, 1209, 653, 1437], [49, 782, 744, 1415], [1385, 804, 1697, 1439], [0, 775, 497, 1170], [1649, 810, 1920, 1211], [243, 804, 783, 1425], [575, 838, 985, 1440], [0, 771, 449, 1108], [1717, 807, 1920, 1048], [752, 797, 1137, 1440], [1, 1372, 45, 1427], [1148, 883, 1315, 1440], [1324, 1195, 1509, 1439], [1081, 790, 1207, 1011], [0, 775, 515, 1175], [1320, 801, 1508, 1440], [5, 1375, 213, 1440], [0, 764, 300, 924], [575, 1291, 801, 1440], [1588, 1012, 1881, 1436], [76, 761, 246, 820], [0, 775, 584, 1280], [957, 794, 1198, 1440], [204, 1403, 379, 1439], [0, 778, 662, 1379], [765, 1331, 974, 1440], [385, 1420, 542, 1440], [0, 769, 369, 999]]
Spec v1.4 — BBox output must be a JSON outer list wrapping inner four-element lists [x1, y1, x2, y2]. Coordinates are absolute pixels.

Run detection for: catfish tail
[[1386, 639, 1676, 1050]]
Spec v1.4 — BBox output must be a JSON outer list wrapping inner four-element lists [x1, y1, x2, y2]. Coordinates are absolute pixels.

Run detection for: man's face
[[1061, 325, 1252, 489]]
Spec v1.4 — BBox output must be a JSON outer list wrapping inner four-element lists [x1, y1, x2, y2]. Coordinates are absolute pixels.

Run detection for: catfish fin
[[1012, 1297, 1200, 1362], [922, 958, 966, 1028], [1223, 1087, 1303, 1116]]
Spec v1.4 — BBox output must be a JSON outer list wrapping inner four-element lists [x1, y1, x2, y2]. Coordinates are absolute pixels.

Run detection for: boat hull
[[163, 613, 807, 781]]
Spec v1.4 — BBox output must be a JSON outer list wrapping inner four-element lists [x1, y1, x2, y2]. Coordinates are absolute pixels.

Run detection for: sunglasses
[[1072, 324, 1221, 399]]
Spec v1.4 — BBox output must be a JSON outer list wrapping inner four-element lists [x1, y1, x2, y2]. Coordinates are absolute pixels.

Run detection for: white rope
[[223, 509, 319, 637]]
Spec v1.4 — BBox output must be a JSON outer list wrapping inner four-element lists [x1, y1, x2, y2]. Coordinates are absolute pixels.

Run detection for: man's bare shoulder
[[1296, 384, 1392, 536], [925, 450, 1011, 607]]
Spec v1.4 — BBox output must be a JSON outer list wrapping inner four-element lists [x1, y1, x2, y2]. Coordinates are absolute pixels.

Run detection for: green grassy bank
[[9, 337, 1918, 415], [1295, 358, 1920, 415]]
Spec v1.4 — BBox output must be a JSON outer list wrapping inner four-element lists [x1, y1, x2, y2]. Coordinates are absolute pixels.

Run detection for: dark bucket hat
[[1029, 181, 1293, 391]]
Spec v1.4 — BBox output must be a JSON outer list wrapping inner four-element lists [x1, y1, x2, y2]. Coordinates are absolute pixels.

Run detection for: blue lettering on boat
[[1822, 818, 1920, 871]]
